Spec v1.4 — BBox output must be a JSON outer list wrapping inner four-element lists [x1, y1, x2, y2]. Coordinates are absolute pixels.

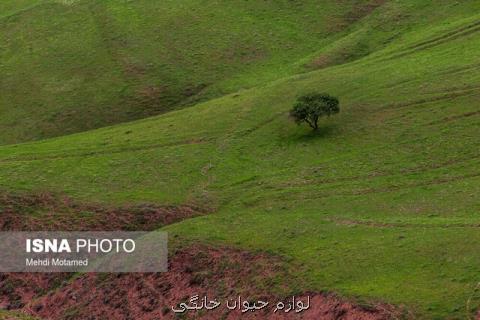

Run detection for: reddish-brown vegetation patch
[[0, 273, 70, 311], [0, 193, 398, 319], [5, 246, 398, 320], [0, 192, 205, 312], [0, 192, 203, 232]]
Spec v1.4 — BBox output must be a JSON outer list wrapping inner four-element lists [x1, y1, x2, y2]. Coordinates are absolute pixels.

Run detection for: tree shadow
[[291, 123, 338, 143]]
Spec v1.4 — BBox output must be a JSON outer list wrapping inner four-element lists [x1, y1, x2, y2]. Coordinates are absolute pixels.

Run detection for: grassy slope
[[1, 1, 480, 318], [0, 0, 386, 145]]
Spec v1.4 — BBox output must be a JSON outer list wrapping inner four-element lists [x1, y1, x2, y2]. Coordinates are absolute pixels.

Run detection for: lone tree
[[290, 93, 339, 130]]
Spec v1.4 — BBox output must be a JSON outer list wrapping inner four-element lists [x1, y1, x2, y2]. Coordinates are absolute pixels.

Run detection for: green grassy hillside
[[1, 0, 480, 318], [0, 0, 392, 145], [3, 0, 478, 146]]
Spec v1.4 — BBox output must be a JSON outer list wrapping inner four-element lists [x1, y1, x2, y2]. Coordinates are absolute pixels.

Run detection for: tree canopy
[[290, 93, 340, 130]]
